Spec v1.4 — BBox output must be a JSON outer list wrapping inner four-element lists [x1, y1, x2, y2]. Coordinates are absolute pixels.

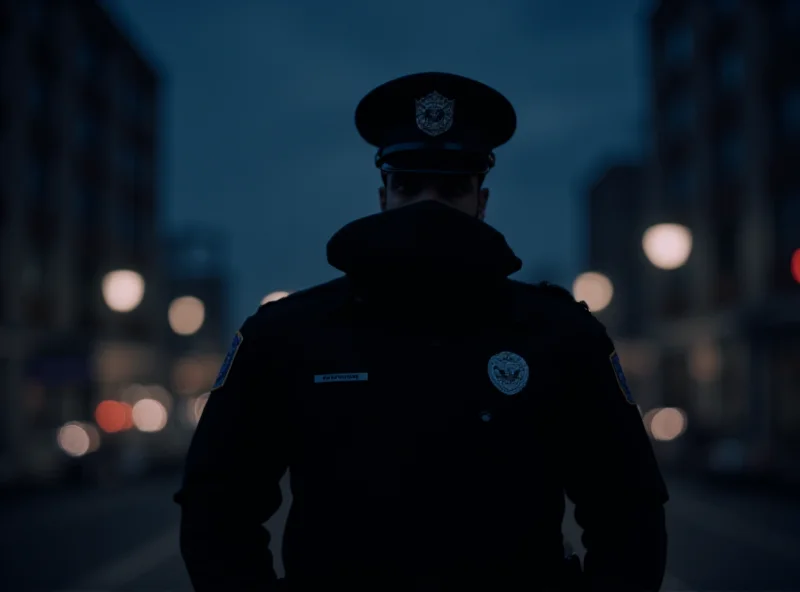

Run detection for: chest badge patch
[[488, 351, 529, 396], [212, 331, 243, 391]]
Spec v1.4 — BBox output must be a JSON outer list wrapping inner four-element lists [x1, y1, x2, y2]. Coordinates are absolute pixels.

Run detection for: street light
[[131, 398, 169, 432], [647, 407, 688, 442], [642, 223, 693, 270], [572, 272, 614, 312], [168, 296, 206, 336], [261, 291, 291, 305], [101, 270, 145, 312], [57, 421, 100, 457]]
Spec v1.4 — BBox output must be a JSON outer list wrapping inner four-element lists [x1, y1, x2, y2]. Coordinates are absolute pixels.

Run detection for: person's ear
[[477, 187, 489, 220], [379, 186, 387, 212]]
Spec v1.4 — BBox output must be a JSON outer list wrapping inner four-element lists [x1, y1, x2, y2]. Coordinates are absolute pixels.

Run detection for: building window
[[771, 344, 800, 462], [662, 267, 691, 317], [0, 255, 4, 324], [28, 152, 50, 208], [718, 340, 747, 430], [77, 183, 102, 228], [668, 163, 694, 203], [0, 129, 8, 185], [119, 141, 137, 184], [28, 76, 47, 120], [782, 0, 800, 27], [779, 86, 800, 138], [776, 193, 800, 257], [122, 76, 141, 123], [773, 193, 800, 290], [77, 36, 103, 81], [714, 0, 739, 16], [665, 90, 696, 132], [664, 22, 694, 69], [139, 92, 154, 128], [27, 0, 46, 31], [716, 128, 744, 175], [714, 218, 739, 306], [716, 47, 745, 93], [0, 62, 9, 104], [76, 111, 101, 152], [119, 196, 139, 251], [138, 152, 153, 188], [21, 244, 53, 330]]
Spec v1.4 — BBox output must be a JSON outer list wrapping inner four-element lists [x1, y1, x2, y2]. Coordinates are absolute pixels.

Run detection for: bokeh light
[[642, 223, 693, 270], [57, 422, 91, 457], [689, 342, 721, 383], [172, 356, 216, 396], [791, 248, 800, 284], [261, 291, 291, 305], [132, 398, 169, 432], [645, 407, 688, 441], [121, 384, 173, 414], [119, 383, 149, 405], [94, 400, 133, 433], [101, 270, 145, 312], [144, 384, 174, 413], [572, 272, 614, 312], [168, 296, 206, 336]]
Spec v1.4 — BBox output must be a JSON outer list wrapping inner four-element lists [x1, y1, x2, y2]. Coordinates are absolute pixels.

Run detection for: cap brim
[[356, 72, 517, 150], [378, 149, 494, 175]]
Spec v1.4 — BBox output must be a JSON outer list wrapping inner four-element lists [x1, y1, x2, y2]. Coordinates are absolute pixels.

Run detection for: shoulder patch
[[212, 331, 244, 391], [610, 350, 635, 405]]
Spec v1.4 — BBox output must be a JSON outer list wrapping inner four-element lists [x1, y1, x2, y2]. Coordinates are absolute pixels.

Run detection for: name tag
[[314, 373, 368, 383]]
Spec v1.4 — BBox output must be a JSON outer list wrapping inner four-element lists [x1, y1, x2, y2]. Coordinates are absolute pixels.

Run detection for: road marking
[[60, 526, 180, 591]]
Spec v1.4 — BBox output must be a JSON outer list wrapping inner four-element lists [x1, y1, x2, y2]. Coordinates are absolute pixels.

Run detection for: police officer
[[175, 72, 669, 591]]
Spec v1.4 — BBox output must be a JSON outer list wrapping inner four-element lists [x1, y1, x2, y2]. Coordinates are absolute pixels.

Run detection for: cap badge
[[415, 91, 454, 137]]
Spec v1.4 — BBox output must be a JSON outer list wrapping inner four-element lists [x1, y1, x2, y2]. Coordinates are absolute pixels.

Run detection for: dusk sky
[[104, 0, 654, 327]]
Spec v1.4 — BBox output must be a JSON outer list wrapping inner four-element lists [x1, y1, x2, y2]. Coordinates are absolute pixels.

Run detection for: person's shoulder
[[506, 279, 604, 335], [507, 279, 587, 314], [244, 276, 352, 337]]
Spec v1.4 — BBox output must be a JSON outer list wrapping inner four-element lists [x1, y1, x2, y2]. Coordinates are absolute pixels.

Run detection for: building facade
[[164, 229, 230, 410], [646, 0, 800, 480], [584, 163, 660, 411], [0, 0, 164, 483], [586, 163, 648, 339]]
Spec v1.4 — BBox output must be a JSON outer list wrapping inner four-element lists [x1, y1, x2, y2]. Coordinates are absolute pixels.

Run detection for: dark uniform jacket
[[175, 200, 669, 592]]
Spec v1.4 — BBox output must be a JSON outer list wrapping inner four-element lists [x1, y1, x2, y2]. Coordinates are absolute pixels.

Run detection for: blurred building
[[0, 1, 164, 483], [646, 0, 800, 480], [586, 163, 648, 338], [583, 163, 659, 409], [164, 228, 230, 410]]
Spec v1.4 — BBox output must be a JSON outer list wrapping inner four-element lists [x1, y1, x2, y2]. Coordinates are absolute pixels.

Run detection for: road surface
[[1, 472, 799, 591]]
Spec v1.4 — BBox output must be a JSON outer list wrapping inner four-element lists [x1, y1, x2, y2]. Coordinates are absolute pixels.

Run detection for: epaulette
[[253, 277, 354, 330], [256, 277, 350, 312], [535, 281, 590, 311]]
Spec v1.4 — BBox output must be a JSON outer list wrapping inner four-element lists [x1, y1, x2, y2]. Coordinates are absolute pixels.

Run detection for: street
[[1, 472, 799, 591]]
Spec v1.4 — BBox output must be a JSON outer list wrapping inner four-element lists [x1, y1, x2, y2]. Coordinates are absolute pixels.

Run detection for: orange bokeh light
[[94, 400, 133, 433], [791, 249, 800, 284]]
